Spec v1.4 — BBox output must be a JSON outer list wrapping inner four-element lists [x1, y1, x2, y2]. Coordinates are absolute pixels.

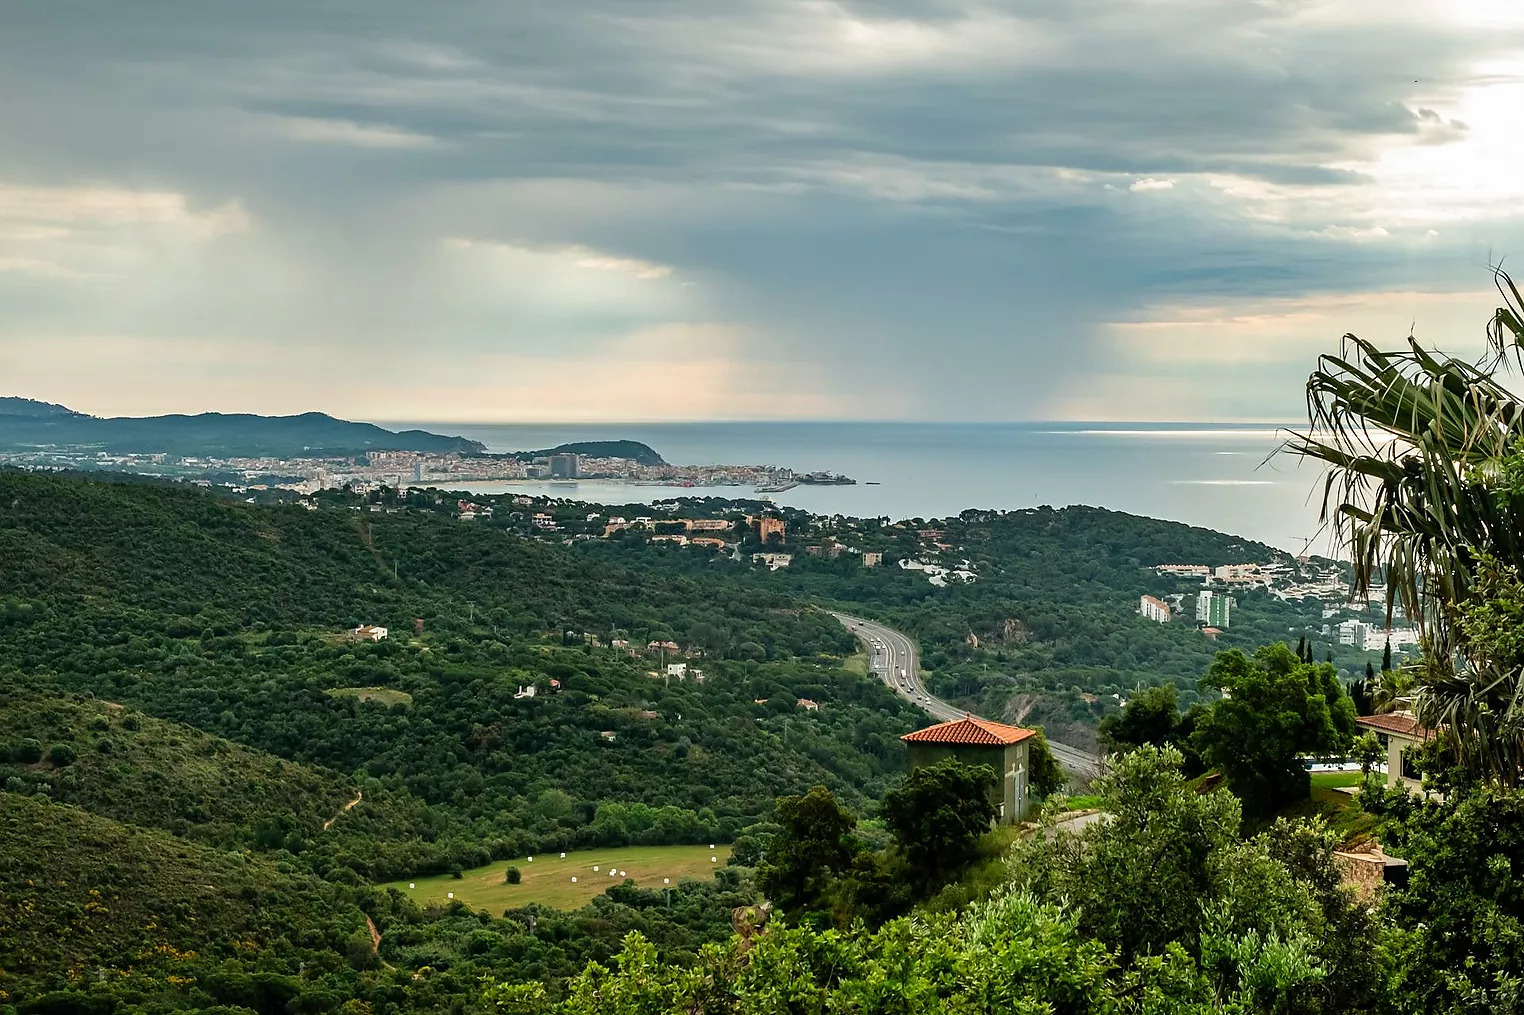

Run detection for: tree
[[1191, 644, 1356, 817], [1012, 745, 1241, 963], [485, 876, 1346, 1014], [880, 760, 996, 887], [1004, 744, 1378, 1013], [1098, 683, 1180, 751], [505, 865, 522, 884], [1383, 788, 1524, 1013], [1350, 670, 1374, 716], [755, 785, 857, 916], [1026, 728, 1066, 800], [1353, 733, 1383, 778], [1286, 269, 1524, 786]]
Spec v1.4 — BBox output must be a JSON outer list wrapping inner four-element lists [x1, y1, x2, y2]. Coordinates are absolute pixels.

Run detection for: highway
[[831, 611, 1105, 781]]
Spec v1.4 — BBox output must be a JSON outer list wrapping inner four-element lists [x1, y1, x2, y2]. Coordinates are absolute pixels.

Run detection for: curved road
[[832, 611, 1105, 781]]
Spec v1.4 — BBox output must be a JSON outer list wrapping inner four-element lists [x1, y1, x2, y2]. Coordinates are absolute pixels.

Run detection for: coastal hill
[[0, 397, 487, 457], [0, 397, 669, 464], [509, 439, 667, 466]]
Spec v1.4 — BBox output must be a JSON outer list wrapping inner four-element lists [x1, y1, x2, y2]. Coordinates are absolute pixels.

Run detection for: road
[[832, 611, 1106, 781]]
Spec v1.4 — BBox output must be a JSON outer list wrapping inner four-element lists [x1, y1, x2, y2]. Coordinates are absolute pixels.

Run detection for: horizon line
[[375, 417, 1305, 428]]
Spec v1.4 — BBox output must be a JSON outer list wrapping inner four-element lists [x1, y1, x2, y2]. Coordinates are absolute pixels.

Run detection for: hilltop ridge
[[0, 397, 487, 457]]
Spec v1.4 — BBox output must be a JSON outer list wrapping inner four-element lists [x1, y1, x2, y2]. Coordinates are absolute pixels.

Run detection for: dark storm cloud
[[0, 0, 1519, 419]]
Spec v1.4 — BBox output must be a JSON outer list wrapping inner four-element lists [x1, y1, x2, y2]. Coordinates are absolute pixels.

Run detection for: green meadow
[[383, 843, 735, 911]]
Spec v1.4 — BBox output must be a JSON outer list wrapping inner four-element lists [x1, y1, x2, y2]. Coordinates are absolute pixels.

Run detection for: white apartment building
[[1336, 619, 1369, 647], [1194, 585, 1231, 624], [1138, 595, 1172, 623], [1196, 590, 1232, 628], [1349, 624, 1421, 652]]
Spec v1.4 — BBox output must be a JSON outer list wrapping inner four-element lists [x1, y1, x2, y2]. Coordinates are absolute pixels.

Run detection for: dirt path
[[364, 913, 396, 969], [323, 789, 363, 831]]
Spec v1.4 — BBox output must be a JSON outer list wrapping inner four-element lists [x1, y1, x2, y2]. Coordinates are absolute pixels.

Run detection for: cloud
[[570, 251, 672, 280], [0, 181, 251, 288], [0, 183, 249, 236], [0, 323, 856, 423], [1312, 224, 1390, 241], [275, 115, 442, 149], [0, 0, 1522, 423], [0, 256, 86, 279]]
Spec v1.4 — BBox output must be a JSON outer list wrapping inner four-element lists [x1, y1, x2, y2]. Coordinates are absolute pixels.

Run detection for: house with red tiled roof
[[901, 715, 1039, 824], [1356, 712, 1434, 792]]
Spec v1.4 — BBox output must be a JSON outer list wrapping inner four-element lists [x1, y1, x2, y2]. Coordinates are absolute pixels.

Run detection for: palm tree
[[1284, 268, 1524, 785], [1370, 665, 1414, 716]]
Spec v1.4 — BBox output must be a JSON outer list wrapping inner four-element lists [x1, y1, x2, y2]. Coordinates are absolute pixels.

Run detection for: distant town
[[0, 446, 855, 495], [1139, 559, 1420, 653]]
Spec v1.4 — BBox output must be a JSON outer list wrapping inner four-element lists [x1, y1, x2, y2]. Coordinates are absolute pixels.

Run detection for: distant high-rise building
[[1196, 590, 1232, 628], [548, 453, 581, 478], [1337, 619, 1371, 647]]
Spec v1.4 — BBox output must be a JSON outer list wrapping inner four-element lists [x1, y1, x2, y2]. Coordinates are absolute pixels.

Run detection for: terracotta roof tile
[[901, 715, 1036, 746], [1356, 712, 1433, 740]]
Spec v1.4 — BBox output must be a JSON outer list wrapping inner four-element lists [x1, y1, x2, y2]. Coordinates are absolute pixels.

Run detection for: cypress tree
[[1382, 639, 1393, 673]]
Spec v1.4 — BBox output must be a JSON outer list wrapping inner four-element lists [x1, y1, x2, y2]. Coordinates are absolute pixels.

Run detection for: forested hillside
[[571, 501, 1339, 747], [0, 469, 1373, 1012], [0, 694, 355, 848], [0, 471, 919, 882], [0, 794, 373, 1007]]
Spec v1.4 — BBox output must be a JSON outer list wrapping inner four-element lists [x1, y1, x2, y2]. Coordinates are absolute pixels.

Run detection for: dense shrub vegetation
[[3, 464, 1520, 1014]]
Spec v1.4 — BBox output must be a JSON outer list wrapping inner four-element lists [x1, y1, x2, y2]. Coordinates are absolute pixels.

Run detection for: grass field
[[843, 651, 869, 675], [326, 686, 413, 706], [1268, 769, 1381, 843], [382, 843, 734, 911], [1310, 770, 1365, 790]]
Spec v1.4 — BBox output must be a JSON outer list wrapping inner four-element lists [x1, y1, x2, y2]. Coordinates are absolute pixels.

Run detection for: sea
[[384, 421, 1332, 555]]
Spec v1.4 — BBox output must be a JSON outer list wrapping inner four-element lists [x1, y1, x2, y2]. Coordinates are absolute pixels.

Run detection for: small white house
[[666, 662, 688, 679], [352, 625, 388, 642], [1356, 712, 1432, 792], [514, 684, 537, 699]]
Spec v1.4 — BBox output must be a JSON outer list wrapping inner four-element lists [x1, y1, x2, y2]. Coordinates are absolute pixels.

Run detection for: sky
[[3, 0, 1524, 423]]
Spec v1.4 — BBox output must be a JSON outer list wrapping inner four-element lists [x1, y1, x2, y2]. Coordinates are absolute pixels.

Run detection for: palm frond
[[1284, 267, 1524, 787]]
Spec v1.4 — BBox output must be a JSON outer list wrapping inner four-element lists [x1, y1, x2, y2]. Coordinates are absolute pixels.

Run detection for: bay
[[380, 421, 1330, 554]]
